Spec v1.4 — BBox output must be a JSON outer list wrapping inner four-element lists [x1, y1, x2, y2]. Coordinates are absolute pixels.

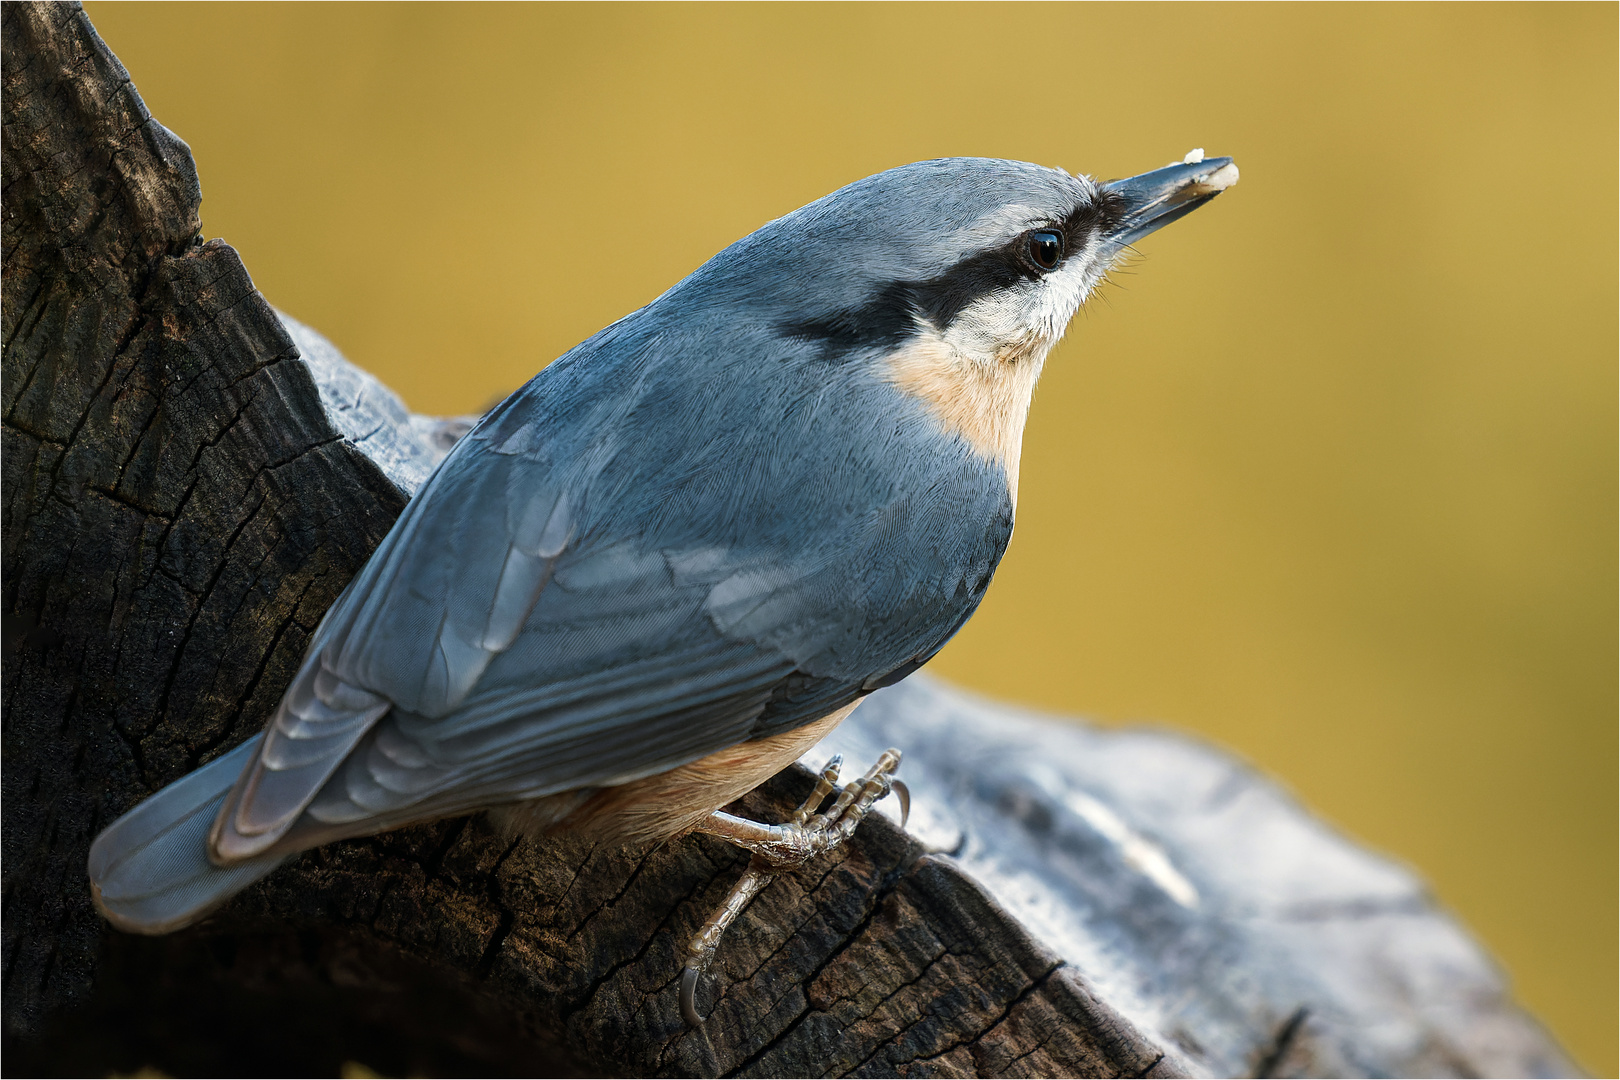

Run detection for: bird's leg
[[678, 854, 777, 1026], [679, 749, 903, 1026], [677, 755, 844, 1023]]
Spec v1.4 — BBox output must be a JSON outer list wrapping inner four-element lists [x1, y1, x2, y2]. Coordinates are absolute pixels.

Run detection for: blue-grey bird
[[88, 151, 1237, 1020]]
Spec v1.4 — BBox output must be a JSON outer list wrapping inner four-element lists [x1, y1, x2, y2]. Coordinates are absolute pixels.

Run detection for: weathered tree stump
[[0, 5, 1577, 1077]]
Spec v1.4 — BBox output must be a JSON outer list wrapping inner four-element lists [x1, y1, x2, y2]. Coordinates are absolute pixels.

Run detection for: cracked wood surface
[[3, 0, 405, 1042], [1, 5, 1174, 1075]]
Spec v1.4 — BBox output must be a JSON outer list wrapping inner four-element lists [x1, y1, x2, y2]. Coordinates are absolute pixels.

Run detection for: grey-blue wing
[[213, 436, 805, 853]]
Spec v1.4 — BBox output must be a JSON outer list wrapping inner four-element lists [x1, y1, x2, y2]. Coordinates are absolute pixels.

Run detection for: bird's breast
[[881, 330, 1044, 506]]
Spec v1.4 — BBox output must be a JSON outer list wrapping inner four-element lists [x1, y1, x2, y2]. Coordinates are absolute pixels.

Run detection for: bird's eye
[[1028, 230, 1064, 271]]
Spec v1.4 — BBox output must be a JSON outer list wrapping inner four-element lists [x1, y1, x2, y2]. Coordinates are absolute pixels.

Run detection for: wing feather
[[211, 448, 569, 858]]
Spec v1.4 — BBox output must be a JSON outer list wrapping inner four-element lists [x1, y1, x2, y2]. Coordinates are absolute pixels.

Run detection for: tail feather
[[89, 736, 288, 934]]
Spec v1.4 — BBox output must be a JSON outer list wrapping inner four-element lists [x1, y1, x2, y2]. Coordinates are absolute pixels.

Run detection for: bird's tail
[[88, 735, 288, 934]]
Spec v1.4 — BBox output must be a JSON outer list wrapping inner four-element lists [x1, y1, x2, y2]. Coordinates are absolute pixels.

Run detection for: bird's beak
[[1100, 155, 1239, 246]]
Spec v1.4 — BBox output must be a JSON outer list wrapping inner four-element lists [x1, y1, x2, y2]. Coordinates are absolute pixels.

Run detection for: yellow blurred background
[[85, 2, 1616, 1072]]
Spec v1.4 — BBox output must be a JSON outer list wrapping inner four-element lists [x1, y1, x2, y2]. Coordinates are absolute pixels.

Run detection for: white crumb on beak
[[1183, 148, 1205, 165], [1193, 160, 1240, 194]]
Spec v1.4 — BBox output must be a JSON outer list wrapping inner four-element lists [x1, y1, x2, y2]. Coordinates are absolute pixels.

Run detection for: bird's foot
[[679, 748, 906, 1026]]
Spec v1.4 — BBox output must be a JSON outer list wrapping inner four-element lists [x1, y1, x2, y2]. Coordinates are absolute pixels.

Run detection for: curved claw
[[890, 778, 911, 830], [680, 965, 705, 1027]]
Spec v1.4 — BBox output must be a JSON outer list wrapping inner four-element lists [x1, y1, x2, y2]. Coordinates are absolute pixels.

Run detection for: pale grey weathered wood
[[823, 679, 1576, 1078]]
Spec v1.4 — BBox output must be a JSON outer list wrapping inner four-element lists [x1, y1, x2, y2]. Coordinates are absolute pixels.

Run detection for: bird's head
[[683, 153, 1237, 368], [657, 153, 1238, 500]]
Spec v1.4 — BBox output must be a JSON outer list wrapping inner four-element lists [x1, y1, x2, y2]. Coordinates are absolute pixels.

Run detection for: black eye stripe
[[781, 195, 1122, 351], [780, 249, 1028, 350]]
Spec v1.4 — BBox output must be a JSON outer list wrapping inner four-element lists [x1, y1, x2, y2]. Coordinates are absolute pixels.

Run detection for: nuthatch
[[88, 152, 1237, 1025]]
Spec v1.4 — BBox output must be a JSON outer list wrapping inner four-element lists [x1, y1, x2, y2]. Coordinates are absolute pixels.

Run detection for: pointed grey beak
[[1102, 154, 1239, 246]]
